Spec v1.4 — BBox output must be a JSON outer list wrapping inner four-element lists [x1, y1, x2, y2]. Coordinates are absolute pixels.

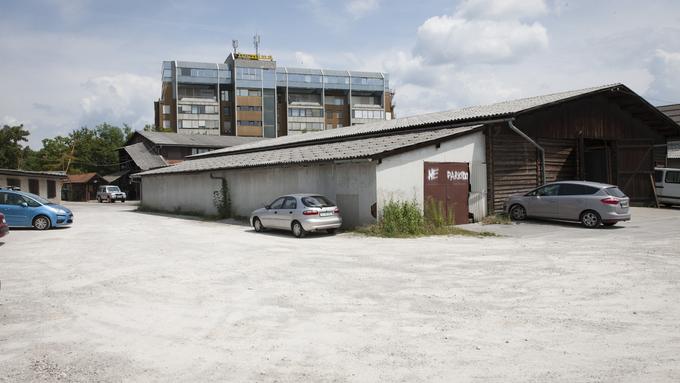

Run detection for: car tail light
[[600, 197, 620, 205], [303, 210, 319, 215], [334, 208, 340, 214]]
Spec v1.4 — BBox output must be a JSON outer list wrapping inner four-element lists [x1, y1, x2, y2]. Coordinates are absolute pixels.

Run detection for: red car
[[0, 212, 8, 238]]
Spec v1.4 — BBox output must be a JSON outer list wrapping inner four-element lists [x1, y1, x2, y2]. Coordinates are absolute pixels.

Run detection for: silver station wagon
[[250, 194, 342, 238], [504, 181, 631, 228]]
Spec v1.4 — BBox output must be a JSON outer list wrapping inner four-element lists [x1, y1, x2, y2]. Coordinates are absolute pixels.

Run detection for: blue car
[[0, 187, 74, 230]]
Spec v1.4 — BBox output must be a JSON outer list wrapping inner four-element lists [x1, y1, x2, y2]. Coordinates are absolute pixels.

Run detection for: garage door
[[424, 162, 469, 225]]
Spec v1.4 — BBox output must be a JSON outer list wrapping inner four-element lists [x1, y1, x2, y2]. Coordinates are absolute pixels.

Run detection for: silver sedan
[[250, 194, 342, 238], [504, 181, 631, 228]]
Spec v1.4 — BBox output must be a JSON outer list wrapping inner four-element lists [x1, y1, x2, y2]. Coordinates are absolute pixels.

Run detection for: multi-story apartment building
[[154, 53, 393, 138]]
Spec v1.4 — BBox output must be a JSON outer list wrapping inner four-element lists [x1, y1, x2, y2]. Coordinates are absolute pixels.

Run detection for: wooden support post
[[650, 173, 660, 208]]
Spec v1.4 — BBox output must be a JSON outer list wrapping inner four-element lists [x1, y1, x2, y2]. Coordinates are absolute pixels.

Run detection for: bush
[[355, 199, 495, 238], [381, 200, 424, 236]]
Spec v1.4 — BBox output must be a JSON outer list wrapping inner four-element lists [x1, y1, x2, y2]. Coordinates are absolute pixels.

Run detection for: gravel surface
[[1, 202, 679, 382]]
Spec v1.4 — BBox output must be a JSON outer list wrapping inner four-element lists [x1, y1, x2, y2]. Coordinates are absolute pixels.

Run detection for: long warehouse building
[[139, 84, 680, 227]]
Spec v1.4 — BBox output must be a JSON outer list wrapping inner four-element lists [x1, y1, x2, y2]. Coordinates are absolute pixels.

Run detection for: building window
[[220, 90, 230, 101], [28, 179, 39, 194], [236, 67, 261, 81], [325, 96, 345, 105], [162, 119, 170, 128], [179, 68, 217, 78], [353, 110, 384, 119], [7, 178, 20, 188], [288, 108, 323, 117], [179, 120, 219, 129], [47, 180, 56, 198], [237, 105, 262, 112], [238, 120, 261, 126], [178, 104, 218, 114], [237, 89, 261, 97], [324, 76, 349, 85], [162, 105, 171, 114], [223, 107, 231, 116]]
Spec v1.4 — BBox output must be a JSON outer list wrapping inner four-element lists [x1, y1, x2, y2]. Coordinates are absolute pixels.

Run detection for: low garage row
[[137, 83, 680, 227]]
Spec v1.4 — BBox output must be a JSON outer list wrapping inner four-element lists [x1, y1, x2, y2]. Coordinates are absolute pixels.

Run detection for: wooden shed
[[484, 84, 679, 211], [63, 173, 108, 201]]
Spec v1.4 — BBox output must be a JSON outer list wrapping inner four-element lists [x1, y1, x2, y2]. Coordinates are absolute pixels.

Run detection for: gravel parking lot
[[1, 202, 679, 382]]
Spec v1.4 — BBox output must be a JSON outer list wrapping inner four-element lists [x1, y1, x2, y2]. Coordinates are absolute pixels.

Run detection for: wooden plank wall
[[487, 123, 539, 213], [487, 94, 666, 212]]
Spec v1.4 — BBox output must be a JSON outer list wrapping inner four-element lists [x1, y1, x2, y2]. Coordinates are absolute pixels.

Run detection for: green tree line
[[0, 123, 134, 175]]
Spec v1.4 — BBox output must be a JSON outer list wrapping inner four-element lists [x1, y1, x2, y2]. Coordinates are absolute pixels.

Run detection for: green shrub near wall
[[356, 199, 495, 238]]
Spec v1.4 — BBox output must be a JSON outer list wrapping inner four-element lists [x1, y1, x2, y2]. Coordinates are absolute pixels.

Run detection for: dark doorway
[[583, 139, 613, 184], [423, 162, 470, 225]]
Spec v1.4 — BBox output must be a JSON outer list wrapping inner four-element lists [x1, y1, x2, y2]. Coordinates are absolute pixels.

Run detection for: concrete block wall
[[141, 161, 377, 227]]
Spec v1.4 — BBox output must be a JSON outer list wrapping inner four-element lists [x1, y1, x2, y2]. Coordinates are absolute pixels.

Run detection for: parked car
[[250, 194, 342, 238], [504, 181, 631, 228], [97, 185, 126, 203], [0, 212, 8, 238], [654, 167, 680, 207], [0, 187, 74, 230]]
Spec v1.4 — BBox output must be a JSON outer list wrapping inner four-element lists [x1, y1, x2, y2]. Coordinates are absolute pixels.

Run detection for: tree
[[0, 124, 30, 169]]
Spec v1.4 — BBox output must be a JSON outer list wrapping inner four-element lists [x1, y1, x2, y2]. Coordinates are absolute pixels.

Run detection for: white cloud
[[646, 49, 680, 104], [294, 51, 320, 68], [414, 15, 548, 65], [346, 0, 380, 18], [456, 0, 548, 20], [80, 73, 158, 129]]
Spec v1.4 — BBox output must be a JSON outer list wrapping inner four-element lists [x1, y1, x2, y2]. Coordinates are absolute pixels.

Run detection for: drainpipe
[[507, 120, 546, 185]]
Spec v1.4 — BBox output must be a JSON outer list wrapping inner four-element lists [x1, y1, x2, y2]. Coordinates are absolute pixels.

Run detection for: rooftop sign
[[235, 53, 273, 61]]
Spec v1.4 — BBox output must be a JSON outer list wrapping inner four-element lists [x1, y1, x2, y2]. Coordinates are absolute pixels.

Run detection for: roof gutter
[[507, 120, 545, 184]]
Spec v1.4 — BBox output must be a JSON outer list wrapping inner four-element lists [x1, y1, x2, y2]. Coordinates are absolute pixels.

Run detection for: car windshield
[[107, 186, 121, 192], [605, 187, 626, 198], [23, 192, 51, 205], [301, 195, 335, 208]]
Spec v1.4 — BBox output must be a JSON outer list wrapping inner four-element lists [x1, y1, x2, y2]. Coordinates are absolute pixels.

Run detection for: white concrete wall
[[141, 161, 377, 227], [375, 131, 487, 220], [0, 175, 64, 202]]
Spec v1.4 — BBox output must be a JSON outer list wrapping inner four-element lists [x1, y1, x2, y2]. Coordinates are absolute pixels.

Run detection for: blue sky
[[2, 0, 680, 147]]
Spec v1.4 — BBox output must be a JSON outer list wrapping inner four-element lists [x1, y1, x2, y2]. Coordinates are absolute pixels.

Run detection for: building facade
[[154, 53, 393, 138], [0, 169, 67, 203]]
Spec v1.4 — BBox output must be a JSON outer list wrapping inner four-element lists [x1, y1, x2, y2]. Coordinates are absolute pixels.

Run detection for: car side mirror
[[20, 202, 28, 208], [264, 204, 270, 210]]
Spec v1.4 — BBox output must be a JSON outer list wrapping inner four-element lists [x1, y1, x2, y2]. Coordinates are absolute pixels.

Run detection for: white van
[[654, 167, 680, 207]]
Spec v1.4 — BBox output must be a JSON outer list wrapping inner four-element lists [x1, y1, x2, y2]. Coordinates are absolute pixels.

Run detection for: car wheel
[[121, 199, 125, 203], [292, 221, 306, 238], [33, 215, 51, 230], [580, 210, 601, 228], [97, 197, 102, 203], [327, 228, 337, 235], [109, 198, 113, 203], [253, 217, 264, 232], [509, 204, 527, 221]]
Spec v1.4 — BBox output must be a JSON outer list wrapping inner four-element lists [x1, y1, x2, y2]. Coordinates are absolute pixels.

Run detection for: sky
[[1, 0, 680, 148]]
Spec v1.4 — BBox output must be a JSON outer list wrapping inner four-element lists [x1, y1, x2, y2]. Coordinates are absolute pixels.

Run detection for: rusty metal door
[[424, 162, 470, 225]]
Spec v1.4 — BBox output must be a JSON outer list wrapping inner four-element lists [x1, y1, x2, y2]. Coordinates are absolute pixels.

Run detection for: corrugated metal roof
[[124, 143, 168, 171], [0, 168, 67, 179], [658, 104, 680, 125], [136, 131, 265, 147], [138, 125, 482, 176], [193, 83, 621, 159]]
